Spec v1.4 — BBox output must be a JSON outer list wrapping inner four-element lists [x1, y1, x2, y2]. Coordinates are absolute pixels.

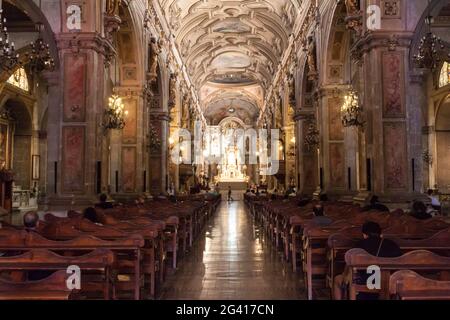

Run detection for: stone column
[[149, 111, 169, 194], [295, 110, 319, 195]]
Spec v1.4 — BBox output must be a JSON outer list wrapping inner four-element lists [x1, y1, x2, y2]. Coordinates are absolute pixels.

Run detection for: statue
[[306, 36, 318, 81], [148, 37, 160, 85], [106, 0, 121, 16], [345, 0, 359, 15], [168, 73, 177, 111]]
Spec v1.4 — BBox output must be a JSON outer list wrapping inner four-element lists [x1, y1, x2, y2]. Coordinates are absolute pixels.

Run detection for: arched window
[[439, 61, 450, 88], [7, 68, 29, 92]]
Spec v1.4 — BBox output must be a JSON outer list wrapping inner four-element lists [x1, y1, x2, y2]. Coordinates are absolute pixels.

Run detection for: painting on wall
[[328, 97, 344, 141], [382, 51, 405, 118], [329, 142, 345, 188], [122, 147, 136, 193], [383, 122, 407, 190], [0, 123, 9, 168], [62, 127, 85, 193], [122, 99, 137, 144], [63, 54, 87, 122]]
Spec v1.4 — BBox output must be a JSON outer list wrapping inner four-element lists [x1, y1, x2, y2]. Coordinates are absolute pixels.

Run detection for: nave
[[160, 201, 305, 300]]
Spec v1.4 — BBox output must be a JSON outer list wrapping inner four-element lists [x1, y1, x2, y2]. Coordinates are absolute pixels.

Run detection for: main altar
[[215, 146, 249, 190]]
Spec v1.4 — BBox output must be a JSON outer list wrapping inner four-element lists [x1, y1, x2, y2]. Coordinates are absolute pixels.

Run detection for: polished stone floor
[[160, 201, 306, 300]]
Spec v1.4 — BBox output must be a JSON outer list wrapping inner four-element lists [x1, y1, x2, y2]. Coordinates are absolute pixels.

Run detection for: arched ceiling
[[158, 0, 301, 124]]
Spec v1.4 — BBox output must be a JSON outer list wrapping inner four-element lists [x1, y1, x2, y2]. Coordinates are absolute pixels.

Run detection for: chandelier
[[304, 119, 320, 151], [414, 1, 449, 70], [0, 8, 20, 72], [102, 94, 128, 131], [341, 88, 364, 127], [26, 23, 55, 73]]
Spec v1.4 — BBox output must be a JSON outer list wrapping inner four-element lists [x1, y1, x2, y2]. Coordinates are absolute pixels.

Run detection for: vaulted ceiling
[[159, 0, 301, 125]]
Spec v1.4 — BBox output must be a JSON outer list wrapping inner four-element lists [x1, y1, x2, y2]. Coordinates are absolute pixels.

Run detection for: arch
[[322, 1, 351, 85], [434, 94, 450, 190]]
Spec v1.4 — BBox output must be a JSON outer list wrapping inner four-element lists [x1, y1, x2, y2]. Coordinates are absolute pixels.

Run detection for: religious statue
[[344, 0, 359, 15], [344, 0, 363, 36], [106, 0, 121, 16], [148, 37, 160, 85], [168, 73, 177, 111], [306, 36, 318, 81]]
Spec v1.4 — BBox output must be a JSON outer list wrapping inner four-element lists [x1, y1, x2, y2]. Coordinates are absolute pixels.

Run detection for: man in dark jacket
[[333, 221, 402, 300]]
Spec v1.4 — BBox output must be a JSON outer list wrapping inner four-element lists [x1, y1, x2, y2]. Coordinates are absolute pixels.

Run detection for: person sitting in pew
[[96, 194, 114, 209], [361, 195, 390, 213], [83, 207, 104, 226], [23, 212, 40, 232], [334, 221, 402, 300], [410, 201, 432, 220], [297, 198, 311, 207], [311, 204, 333, 226]]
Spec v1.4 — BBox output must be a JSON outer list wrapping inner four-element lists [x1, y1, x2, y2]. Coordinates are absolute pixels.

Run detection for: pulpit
[[0, 169, 14, 213]]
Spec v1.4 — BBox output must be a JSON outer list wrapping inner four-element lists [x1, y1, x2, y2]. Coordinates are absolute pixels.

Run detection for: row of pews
[[0, 194, 221, 300], [244, 194, 450, 300]]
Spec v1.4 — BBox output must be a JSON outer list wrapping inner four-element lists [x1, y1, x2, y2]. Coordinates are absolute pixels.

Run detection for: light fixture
[[414, 0, 449, 71], [228, 107, 235, 113], [102, 30, 127, 132], [26, 22, 55, 73], [0, 6, 20, 72], [341, 48, 364, 128], [102, 94, 128, 131], [290, 136, 296, 144], [341, 88, 364, 127]]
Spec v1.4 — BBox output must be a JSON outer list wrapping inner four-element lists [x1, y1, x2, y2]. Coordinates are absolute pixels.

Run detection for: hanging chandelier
[[0, 8, 20, 72], [102, 94, 128, 131], [341, 88, 364, 127], [414, 1, 449, 70], [25, 23, 55, 73]]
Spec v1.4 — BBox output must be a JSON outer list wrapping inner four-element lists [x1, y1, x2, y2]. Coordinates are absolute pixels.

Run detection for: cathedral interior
[[0, 0, 450, 302]]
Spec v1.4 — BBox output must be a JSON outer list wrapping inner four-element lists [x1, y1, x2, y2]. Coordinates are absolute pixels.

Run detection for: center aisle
[[160, 200, 306, 300]]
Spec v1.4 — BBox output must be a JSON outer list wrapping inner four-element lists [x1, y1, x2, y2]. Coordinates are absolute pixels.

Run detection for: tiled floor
[[160, 201, 306, 300]]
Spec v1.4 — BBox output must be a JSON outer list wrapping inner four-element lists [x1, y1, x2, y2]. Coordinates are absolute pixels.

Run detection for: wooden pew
[[389, 270, 450, 300], [0, 270, 73, 300], [343, 248, 450, 300], [0, 230, 144, 300], [40, 217, 160, 299], [0, 248, 114, 299], [327, 227, 450, 296]]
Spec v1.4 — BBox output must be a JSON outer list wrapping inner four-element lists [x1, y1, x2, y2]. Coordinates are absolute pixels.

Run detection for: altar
[[215, 146, 249, 191]]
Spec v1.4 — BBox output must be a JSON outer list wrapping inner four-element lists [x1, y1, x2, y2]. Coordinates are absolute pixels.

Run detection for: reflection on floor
[[160, 201, 307, 300]]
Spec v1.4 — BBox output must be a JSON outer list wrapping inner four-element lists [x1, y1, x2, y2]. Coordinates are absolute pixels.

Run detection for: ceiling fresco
[[158, 0, 302, 124]]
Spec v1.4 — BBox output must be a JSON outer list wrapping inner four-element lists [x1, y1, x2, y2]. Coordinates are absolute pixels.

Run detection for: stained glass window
[[7, 68, 29, 92], [439, 61, 450, 88]]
